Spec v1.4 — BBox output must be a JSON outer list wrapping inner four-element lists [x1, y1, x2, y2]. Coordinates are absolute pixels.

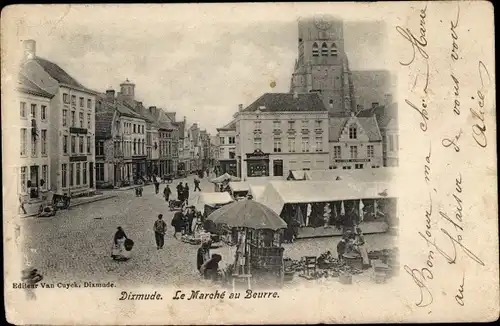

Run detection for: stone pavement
[[20, 193, 117, 218], [19, 174, 215, 287], [19, 173, 397, 288]]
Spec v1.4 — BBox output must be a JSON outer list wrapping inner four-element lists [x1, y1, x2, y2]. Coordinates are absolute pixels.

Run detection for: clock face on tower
[[314, 15, 332, 30]]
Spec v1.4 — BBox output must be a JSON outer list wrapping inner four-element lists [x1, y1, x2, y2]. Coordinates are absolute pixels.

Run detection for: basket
[[124, 239, 134, 251]]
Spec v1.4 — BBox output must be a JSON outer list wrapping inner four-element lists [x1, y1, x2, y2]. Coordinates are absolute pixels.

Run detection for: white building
[[21, 40, 97, 196], [234, 93, 330, 179], [16, 74, 54, 210], [216, 119, 237, 176], [328, 114, 383, 170]]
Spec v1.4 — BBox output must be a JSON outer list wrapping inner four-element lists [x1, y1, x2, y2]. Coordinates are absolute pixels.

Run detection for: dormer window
[[330, 43, 338, 56], [321, 42, 328, 56], [349, 124, 357, 139], [312, 42, 319, 57]]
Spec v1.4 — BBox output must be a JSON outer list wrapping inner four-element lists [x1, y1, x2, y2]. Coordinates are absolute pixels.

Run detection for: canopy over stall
[[210, 173, 240, 184], [257, 180, 397, 215], [208, 199, 287, 230], [207, 199, 288, 288], [287, 170, 306, 181], [193, 192, 234, 215], [304, 167, 397, 182], [249, 185, 266, 201]]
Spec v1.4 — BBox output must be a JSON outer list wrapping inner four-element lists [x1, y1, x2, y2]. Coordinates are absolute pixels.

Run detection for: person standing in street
[[163, 185, 171, 202], [183, 183, 190, 205], [176, 182, 184, 202], [154, 176, 160, 194], [154, 214, 167, 250], [194, 178, 201, 192], [185, 206, 196, 235], [171, 210, 184, 239]]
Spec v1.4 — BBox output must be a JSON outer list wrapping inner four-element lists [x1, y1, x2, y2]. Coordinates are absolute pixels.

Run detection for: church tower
[[119, 78, 135, 103], [290, 15, 356, 116]]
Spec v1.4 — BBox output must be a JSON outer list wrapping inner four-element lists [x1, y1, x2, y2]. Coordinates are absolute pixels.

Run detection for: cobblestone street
[[21, 174, 397, 288]]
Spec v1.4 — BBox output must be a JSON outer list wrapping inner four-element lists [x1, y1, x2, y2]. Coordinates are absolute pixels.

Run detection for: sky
[[9, 4, 391, 134]]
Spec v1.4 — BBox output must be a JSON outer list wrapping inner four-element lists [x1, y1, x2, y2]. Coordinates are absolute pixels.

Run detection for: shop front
[[245, 149, 270, 177], [219, 159, 237, 176]]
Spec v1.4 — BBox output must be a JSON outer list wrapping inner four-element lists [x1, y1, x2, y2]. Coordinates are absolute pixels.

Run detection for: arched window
[[330, 43, 338, 56], [349, 124, 357, 139], [321, 42, 328, 56], [312, 42, 319, 57]]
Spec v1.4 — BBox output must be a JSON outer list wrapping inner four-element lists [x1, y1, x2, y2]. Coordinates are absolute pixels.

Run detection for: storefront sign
[[246, 149, 269, 160], [335, 158, 371, 163]]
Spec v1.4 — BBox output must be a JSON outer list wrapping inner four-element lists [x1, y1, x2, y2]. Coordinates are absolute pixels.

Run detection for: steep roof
[[242, 93, 327, 113], [17, 73, 54, 98], [95, 110, 115, 138], [329, 116, 382, 142], [217, 119, 236, 131], [34, 57, 93, 92], [357, 102, 398, 128]]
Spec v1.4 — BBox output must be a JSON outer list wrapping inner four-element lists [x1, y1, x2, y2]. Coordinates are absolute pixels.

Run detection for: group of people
[[171, 206, 201, 238], [336, 227, 370, 269], [176, 182, 190, 204]]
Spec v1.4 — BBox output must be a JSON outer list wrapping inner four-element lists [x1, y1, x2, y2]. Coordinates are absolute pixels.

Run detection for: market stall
[[207, 199, 288, 289], [249, 185, 266, 201], [228, 181, 250, 200], [192, 192, 234, 243], [210, 173, 240, 192], [257, 180, 397, 236]]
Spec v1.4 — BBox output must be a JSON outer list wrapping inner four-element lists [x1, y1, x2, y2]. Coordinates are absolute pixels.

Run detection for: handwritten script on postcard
[[397, 2, 494, 313]]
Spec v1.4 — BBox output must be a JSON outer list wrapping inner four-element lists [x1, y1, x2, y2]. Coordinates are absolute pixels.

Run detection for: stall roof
[[304, 168, 397, 182], [193, 192, 234, 213], [249, 185, 266, 201], [288, 170, 306, 180], [257, 180, 397, 214], [229, 182, 250, 193]]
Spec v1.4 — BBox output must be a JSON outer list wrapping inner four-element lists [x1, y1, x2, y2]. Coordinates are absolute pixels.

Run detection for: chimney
[[184, 116, 186, 123], [136, 101, 143, 108], [106, 89, 115, 101], [23, 40, 36, 60], [238, 104, 243, 112], [371, 102, 379, 109], [149, 106, 157, 116]]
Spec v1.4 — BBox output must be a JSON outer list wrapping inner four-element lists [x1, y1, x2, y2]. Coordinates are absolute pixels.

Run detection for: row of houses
[[214, 92, 398, 181], [15, 40, 213, 209]]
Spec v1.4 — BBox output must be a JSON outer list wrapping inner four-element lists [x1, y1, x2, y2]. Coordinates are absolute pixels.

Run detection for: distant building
[[358, 102, 398, 167], [235, 92, 330, 179], [16, 73, 54, 207], [21, 40, 97, 196], [328, 114, 383, 170], [289, 16, 395, 117], [289, 16, 356, 116], [216, 118, 238, 176], [95, 90, 147, 187]]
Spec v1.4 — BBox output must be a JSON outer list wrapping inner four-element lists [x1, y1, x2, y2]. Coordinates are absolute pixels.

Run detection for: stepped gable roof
[[34, 57, 94, 93], [329, 116, 382, 142], [242, 92, 327, 112], [17, 73, 54, 98]]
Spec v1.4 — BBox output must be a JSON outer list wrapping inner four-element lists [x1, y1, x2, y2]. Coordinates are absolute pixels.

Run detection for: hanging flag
[[374, 200, 378, 218], [333, 204, 338, 218], [340, 201, 345, 215], [359, 199, 365, 223]]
